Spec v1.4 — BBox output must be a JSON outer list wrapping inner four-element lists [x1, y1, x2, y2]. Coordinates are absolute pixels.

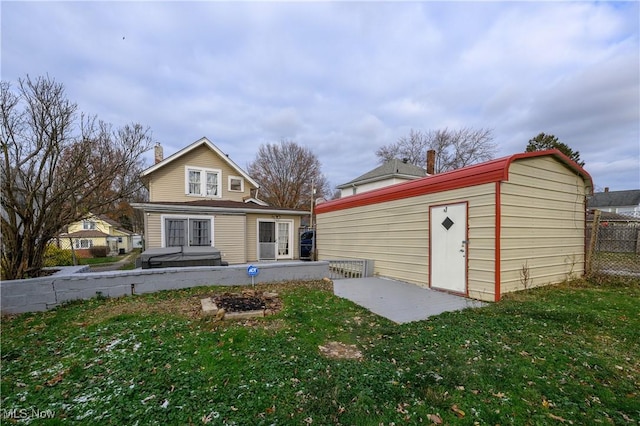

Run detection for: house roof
[[133, 199, 308, 216], [60, 230, 110, 238], [140, 137, 260, 189], [587, 189, 640, 208], [316, 149, 593, 214], [587, 210, 640, 222], [337, 159, 427, 189], [80, 213, 133, 235]]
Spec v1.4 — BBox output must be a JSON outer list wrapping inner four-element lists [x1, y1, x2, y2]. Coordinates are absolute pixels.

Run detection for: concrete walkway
[[333, 277, 485, 324], [87, 252, 138, 272]]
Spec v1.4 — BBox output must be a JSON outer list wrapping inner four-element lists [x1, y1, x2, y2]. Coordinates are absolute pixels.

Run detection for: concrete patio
[[333, 277, 486, 324]]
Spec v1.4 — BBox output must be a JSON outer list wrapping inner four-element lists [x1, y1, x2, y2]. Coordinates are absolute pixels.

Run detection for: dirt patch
[[211, 289, 282, 315], [77, 280, 331, 326], [318, 341, 363, 360]]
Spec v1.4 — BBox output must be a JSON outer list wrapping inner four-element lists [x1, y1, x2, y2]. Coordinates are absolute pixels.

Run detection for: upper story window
[[228, 176, 244, 192], [83, 220, 96, 230], [185, 166, 221, 197]]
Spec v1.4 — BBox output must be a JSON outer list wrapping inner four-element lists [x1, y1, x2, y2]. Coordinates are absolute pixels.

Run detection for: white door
[[258, 221, 276, 260], [430, 203, 467, 293], [258, 220, 293, 260], [277, 221, 291, 258]]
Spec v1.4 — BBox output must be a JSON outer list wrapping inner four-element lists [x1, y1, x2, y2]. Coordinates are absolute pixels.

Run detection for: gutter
[[131, 202, 309, 216]]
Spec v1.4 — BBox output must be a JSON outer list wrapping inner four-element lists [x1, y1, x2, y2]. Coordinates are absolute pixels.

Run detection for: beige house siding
[[214, 215, 247, 264], [145, 213, 163, 248], [317, 184, 497, 300], [148, 144, 254, 203], [146, 211, 301, 264], [500, 157, 587, 294]]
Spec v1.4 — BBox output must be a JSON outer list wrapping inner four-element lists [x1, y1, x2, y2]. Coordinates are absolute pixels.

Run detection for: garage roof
[[317, 149, 593, 214]]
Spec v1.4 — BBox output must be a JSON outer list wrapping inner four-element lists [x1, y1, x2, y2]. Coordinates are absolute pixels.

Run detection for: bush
[[43, 245, 73, 267], [89, 246, 109, 258]]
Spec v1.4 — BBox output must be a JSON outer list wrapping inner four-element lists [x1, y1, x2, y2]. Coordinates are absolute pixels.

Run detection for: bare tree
[[376, 127, 496, 173], [247, 140, 330, 210], [1, 75, 153, 279]]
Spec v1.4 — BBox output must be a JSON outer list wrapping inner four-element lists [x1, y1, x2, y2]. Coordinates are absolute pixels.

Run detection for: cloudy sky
[[3, 1, 638, 191]]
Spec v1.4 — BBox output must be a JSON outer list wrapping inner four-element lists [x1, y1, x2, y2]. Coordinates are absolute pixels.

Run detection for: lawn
[[1, 278, 638, 425]]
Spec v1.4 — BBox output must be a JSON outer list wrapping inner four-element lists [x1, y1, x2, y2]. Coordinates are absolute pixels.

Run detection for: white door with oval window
[[430, 203, 467, 294]]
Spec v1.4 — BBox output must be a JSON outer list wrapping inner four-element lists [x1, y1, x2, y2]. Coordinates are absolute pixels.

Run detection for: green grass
[[1, 279, 638, 425]]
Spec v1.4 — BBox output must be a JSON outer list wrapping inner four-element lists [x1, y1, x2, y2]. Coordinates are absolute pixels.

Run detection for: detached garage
[[315, 149, 593, 302]]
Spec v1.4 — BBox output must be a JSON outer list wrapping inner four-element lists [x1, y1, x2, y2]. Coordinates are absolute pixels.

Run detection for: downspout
[[495, 181, 501, 302]]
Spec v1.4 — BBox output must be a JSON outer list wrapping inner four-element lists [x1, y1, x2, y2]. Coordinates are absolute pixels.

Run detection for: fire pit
[[201, 290, 281, 320]]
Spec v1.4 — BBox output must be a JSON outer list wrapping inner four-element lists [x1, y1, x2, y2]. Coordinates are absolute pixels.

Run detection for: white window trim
[[74, 239, 94, 249], [184, 165, 222, 198], [228, 175, 244, 192], [256, 219, 294, 260], [160, 214, 215, 248]]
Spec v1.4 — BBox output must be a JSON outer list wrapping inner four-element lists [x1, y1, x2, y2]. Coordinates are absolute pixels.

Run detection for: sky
[[2, 1, 639, 192]]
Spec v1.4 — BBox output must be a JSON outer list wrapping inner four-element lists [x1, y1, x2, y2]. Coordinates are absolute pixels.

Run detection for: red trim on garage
[[316, 149, 593, 214]]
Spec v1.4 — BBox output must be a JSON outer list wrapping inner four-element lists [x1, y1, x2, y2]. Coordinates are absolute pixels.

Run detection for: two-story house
[[58, 213, 135, 257], [132, 137, 309, 264], [336, 158, 428, 198]]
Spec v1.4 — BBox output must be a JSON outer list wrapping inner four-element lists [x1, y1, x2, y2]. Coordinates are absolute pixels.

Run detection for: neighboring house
[[336, 158, 428, 198], [316, 149, 593, 302], [58, 214, 135, 256], [132, 137, 308, 264], [588, 189, 640, 218]]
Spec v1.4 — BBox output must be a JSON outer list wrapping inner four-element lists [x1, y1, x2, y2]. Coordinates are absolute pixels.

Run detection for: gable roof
[[587, 189, 640, 208], [317, 149, 593, 214], [140, 137, 260, 188], [79, 213, 133, 235], [337, 158, 427, 189]]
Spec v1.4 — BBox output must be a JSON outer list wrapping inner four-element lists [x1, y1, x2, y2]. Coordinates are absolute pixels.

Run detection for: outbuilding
[[315, 149, 593, 302]]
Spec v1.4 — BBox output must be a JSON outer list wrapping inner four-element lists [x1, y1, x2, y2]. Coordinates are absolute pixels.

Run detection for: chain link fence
[[586, 210, 640, 278]]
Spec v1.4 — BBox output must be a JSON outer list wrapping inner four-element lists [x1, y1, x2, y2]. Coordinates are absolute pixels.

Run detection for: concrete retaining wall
[[1, 261, 330, 315]]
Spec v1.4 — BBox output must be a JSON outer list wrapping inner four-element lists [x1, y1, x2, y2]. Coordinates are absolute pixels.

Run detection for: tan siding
[[148, 144, 255, 202], [213, 215, 246, 264], [317, 184, 497, 300], [146, 213, 162, 248], [500, 157, 587, 294], [246, 215, 258, 261]]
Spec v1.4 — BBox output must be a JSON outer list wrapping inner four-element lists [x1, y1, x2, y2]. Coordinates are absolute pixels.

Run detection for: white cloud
[[2, 1, 637, 191]]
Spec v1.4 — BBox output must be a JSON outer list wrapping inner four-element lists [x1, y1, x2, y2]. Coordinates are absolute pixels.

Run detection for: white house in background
[[588, 189, 640, 218], [336, 158, 428, 198]]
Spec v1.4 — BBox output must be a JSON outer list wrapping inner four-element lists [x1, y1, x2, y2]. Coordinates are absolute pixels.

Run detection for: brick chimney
[[426, 149, 436, 175], [154, 143, 163, 164]]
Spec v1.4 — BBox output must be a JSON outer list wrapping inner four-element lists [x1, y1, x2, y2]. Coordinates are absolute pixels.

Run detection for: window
[[74, 239, 93, 249], [83, 220, 96, 230], [164, 217, 213, 247], [185, 166, 221, 197], [228, 176, 244, 192]]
